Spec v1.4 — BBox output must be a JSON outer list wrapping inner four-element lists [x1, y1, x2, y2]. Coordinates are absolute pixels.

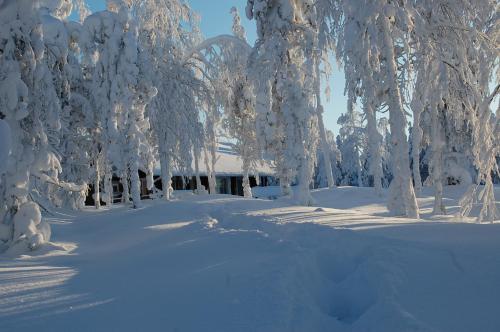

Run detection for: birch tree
[[247, 0, 319, 205], [132, 0, 206, 199], [414, 0, 498, 220], [0, 0, 83, 251]]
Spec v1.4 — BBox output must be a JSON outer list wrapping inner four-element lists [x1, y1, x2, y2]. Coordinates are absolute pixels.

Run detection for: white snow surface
[[1, 186, 499, 331]]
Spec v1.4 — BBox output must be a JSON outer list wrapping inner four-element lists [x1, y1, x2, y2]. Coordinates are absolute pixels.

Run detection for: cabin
[[158, 147, 276, 196], [85, 146, 276, 206]]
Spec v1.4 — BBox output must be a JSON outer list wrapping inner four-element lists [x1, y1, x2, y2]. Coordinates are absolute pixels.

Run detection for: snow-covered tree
[[222, 79, 259, 198], [378, 2, 419, 216], [132, 0, 206, 200], [247, 0, 319, 205], [0, 0, 83, 252], [213, 8, 261, 198], [314, 129, 341, 188], [36, 1, 93, 210], [409, 66, 427, 194], [55, 19, 96, 209], [333, 0, 419, 217], [334, 0, 385, 193], [336, 109, 365, 186], [414, 0, 498, 221], [311, 0, 342, 190], [80, 9, 120, 207], [378, 117, 394, 188], [80, 2, 156, 208]]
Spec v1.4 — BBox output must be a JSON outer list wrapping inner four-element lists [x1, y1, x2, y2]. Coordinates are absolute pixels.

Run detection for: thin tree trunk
[[193, 147, 204, 194], [209, 136, 217, 195], [241, 144, 253, 198], [356, 146, 363, 187], [104, 165, 113, 207], [146, 166, 154, 192], [315, 59, 335, 189], [242, 169, 252, 198], [365, 101, 383, 193], [160, 152, 172, 201], [412, 107, 423, 193], [121, 171, 130, 204], [129, 161, 141, 209], [381, 16, 419, 219], [94, 159, 101, 209], [431, 106, 445, 215], [204, 147, 216, 194]]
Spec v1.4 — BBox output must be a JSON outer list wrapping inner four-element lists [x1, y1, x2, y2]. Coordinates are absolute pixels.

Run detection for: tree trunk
[[209, 139, 217, 195], [280, 179, 291, 196], [381, 16, 419, 219], [356, 146, 363, 187], [284, 46, 315, 206], [160, 152, 172, 201], [204, 147, 216, 194], [129, 161, 141, 209], [94, 158, 101, 209], [241, 144, 253, 198], [104, 165, 113, 207], [193, 147, 205, 194], [431, 103, 446, 215], [121, 171, 130, 204], [146, 166, 154, 192], [242, 169, 252, 198], [294, 152, 314, 206], [315, 59, 335, 189], [365, 101, 383, 194], [412, 107, 423, 193], [277, 156, 292, 197]]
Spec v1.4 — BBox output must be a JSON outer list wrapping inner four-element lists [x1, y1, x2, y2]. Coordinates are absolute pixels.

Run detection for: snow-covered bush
[[12, 201, 51, 250]]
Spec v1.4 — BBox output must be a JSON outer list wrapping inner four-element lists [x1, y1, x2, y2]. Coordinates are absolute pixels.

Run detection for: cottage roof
[[154, 144, 275, 177]]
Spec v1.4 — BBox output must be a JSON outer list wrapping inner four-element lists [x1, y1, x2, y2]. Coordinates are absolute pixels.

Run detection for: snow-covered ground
[[1, 186, 499, 332]]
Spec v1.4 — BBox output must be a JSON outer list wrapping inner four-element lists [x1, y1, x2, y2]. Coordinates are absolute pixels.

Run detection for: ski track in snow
[[0, 186, 499, 332]]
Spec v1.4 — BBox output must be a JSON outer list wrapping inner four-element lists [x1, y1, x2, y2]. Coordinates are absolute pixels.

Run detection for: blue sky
[[80, 0, 347, 133]]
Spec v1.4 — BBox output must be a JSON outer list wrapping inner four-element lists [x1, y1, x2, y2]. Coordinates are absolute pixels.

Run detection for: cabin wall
[[86, 172, 276, 205]]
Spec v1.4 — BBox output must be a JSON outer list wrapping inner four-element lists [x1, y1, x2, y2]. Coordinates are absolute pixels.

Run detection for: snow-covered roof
[[155, 146, 275, 177]]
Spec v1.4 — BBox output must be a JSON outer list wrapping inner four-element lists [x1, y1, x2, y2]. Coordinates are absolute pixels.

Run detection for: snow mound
[[11, 202, 51, 251]]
